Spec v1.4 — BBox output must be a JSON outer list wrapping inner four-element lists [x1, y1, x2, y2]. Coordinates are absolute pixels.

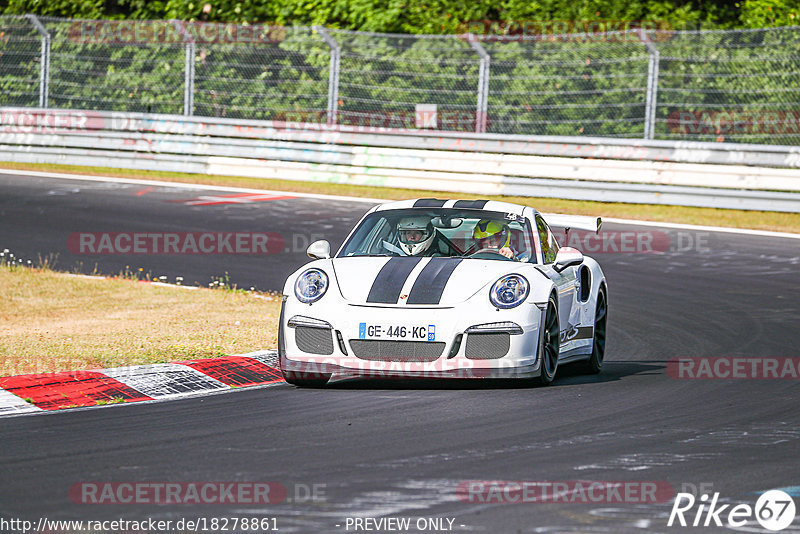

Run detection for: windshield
[[338, 208, 537, 262]]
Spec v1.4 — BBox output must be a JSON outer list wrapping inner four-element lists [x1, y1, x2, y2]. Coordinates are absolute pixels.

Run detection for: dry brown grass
[[2, 162, 799, 234], [0, 265, 280, 377]]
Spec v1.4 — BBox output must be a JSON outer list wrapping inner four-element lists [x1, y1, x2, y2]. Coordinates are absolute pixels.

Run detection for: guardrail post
[[467, 34, 490, 134], [25, 14, 50, 109], [316, 26, 340, 126], [639, 29, 660, 140]]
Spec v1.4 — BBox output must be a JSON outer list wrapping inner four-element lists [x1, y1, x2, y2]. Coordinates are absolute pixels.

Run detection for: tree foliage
[[3, 0, 800, 30]]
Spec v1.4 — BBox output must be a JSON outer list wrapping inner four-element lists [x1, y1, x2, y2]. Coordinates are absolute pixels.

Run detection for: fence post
[[639, 29, 660, 140], [170, 20, 195, 116], [184, 42, 195, 116], [467, 34, 490, 134], [316, 26, 340, 127], [25, 14, 50, 109]]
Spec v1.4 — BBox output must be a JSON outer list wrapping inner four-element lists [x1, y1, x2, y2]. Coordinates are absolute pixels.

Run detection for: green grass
[[0, 260, 280, 377], [2, 161, 799, 233]]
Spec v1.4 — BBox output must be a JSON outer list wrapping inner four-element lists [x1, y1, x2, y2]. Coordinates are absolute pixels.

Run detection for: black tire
[[533, 295, 559, 386], [581, 289, 607, 374], [282, 370, 331, 388]]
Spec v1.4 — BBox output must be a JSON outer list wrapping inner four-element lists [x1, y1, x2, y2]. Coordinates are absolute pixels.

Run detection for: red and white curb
[[0, 350, 282, 417]]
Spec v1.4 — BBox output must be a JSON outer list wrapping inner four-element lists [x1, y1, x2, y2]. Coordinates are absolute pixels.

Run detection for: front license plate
[[358, 323, 436, 341]]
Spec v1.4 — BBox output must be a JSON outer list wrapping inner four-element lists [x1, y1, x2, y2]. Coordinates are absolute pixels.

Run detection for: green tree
[[738, 0, 800, 27]]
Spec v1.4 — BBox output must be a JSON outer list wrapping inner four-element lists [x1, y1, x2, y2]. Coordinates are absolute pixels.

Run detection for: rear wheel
[[533, 296, 559, 386], [581, 290, 607, 374], [282, 371, 331, 388]]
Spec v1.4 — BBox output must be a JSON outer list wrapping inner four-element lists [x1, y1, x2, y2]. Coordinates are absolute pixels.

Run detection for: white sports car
[[278, 199, 607, 387]]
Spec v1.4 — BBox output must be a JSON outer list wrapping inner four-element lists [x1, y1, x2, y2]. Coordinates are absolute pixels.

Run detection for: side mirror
[[307, 240, 331, 260], [554, 247, 583, 272]]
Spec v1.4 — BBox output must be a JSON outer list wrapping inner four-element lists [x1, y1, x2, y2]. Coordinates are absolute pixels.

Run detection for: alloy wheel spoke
[[545, 347, 555, 373]]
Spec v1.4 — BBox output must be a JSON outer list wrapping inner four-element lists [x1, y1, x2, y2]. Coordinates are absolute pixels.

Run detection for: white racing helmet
[[397, 216, 435, 255]]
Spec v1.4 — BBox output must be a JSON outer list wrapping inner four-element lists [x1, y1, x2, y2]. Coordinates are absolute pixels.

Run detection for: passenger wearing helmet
[[472, 219, 515, 259], [395, 216, 449, 256]]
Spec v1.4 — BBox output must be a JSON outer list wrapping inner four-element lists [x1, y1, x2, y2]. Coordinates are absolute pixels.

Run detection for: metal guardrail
[[4, 107, 798, 167], [1, 107, 799, 212]]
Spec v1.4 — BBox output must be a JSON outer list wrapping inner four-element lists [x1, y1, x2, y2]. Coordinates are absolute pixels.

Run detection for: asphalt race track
[[0, 172, 370, 290], [1, 172, 799, 533]]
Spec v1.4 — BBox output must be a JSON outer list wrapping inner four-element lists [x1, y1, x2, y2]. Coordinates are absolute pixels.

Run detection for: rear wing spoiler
[[541, 213, 602, 234]]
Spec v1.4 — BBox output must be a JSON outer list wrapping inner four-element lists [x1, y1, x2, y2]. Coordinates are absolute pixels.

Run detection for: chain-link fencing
[[38, 17, 184, 114], [482, 32, 652, 138], [1, 16, 799, 145], [330, 30, 483, 132], [0, 15, 44, 108], [653, 27, 800, 143]]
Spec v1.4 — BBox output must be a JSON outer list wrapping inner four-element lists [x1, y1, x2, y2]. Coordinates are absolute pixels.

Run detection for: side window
[[368, 218, 392, 253], [536, 216, 559, 264], [550, 225, 560, 258], [344, 217, 390, 255]]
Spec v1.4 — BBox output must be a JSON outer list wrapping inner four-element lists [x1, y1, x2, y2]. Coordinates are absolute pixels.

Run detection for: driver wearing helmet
[[472, 219, 515, 259], [396, 216, 448, 256]]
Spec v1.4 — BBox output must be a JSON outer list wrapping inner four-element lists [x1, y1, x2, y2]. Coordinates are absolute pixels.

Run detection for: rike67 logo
[[668, 490, 796, 531]]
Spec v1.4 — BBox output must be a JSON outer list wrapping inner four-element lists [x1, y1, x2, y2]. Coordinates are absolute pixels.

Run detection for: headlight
[[294, 268, 328, 303], [490, 274, 529, 309]]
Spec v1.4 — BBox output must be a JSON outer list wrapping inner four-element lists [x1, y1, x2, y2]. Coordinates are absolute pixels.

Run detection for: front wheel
[[533, 296, 559, 386], [581, 290, 607, 374]]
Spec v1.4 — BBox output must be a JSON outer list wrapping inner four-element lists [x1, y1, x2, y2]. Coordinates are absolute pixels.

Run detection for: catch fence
[[1, 17, 800, 144]]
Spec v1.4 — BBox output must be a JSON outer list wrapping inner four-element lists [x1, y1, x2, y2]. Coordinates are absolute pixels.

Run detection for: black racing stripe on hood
[[366, 257, 422, 304], [453, 199, 489, 209], [413, 198, 447, 207], [406, 258, 463, 305]]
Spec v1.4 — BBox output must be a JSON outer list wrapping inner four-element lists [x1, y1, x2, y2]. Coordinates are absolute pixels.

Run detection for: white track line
[[1, 168, 798, 239], [600, 216, 800, 240], [103, 363, 229, 399], [0, 389, 41, 415], [0, 168, 382, 204]]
